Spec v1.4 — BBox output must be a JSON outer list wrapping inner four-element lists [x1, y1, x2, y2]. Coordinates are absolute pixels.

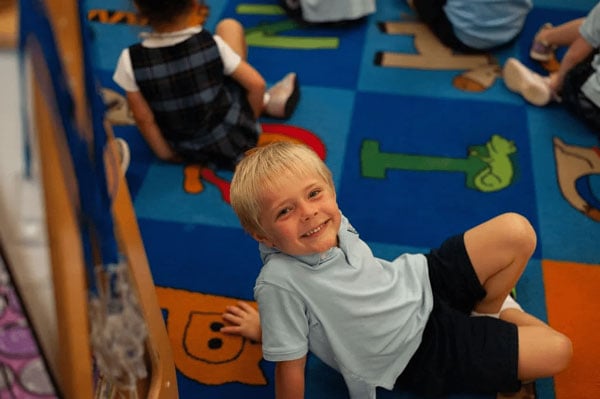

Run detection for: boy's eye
[[277, 207, 291, 217], [309, 189, 321, 198]]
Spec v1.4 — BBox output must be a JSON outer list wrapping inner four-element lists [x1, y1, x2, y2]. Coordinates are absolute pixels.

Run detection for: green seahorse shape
[[361, 134, 517, 192], [237, 4, 339, 49]]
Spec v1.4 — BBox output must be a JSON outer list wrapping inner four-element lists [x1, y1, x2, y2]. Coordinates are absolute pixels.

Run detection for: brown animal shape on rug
[[553, 136, 600, 222], [376, 18, 499, 92]]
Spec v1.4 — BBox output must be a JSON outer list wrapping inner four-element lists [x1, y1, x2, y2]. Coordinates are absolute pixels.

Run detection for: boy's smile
[[255, 172, 341, 256]]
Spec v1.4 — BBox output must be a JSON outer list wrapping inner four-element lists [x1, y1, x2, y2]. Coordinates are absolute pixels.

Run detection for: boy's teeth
[[306, 225, 322, 236]]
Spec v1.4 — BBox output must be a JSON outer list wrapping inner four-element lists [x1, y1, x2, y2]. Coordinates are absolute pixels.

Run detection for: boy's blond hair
[[230, 142, 334, 236]]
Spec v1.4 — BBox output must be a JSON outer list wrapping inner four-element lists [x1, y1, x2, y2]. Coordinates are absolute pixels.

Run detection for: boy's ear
[[251, 231, 274, 247]]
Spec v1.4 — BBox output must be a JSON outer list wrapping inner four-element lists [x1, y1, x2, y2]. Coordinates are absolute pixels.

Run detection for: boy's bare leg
[[508, 312, 572, 380], [464, 212, 535, 315], [465, 213, 572, 380], [216, 18, 248, 60]]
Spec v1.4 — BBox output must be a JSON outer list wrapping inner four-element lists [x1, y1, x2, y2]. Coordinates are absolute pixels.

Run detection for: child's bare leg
[[500, 299, 572, 380], [465, 213, 572, 380], [536, 18, 585, 47], [511, 317, 572, 380], [215, 18, 248, 60], [464, 212, 536, 314]]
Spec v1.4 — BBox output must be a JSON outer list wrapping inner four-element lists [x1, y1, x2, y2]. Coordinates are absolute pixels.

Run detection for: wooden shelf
[[0, 0, 17, 48]]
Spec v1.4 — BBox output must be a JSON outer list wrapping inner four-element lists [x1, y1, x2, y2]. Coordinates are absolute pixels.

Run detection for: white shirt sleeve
[[112, 48, 139, 92], [213, 34, 242, 75]]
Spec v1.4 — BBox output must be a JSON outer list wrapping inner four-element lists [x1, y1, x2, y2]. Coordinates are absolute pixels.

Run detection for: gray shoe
[[529, 23, 555, 62]]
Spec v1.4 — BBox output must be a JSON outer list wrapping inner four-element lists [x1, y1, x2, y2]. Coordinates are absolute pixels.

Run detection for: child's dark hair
[[134, 0, 199, 27]]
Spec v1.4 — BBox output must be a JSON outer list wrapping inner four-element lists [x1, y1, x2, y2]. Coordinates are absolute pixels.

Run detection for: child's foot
[[530, 23, 555, 62], [264, 72, 300, 119], [503, 58, 552, 106]]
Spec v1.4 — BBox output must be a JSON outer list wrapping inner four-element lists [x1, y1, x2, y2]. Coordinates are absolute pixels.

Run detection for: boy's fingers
[[237, 301, 254, 312], [222, 313, 241, 324], [226, 305, 246, 317], [220, 325, 241, 334]]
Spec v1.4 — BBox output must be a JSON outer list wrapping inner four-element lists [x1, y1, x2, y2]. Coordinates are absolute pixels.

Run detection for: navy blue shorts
[[562, 52, 600, 135], [394, 234, 521, 397]]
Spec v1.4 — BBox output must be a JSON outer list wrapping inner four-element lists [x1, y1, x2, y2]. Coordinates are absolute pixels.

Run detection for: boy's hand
[[548, 72, 562, 94], [221, 301, 262, 342]]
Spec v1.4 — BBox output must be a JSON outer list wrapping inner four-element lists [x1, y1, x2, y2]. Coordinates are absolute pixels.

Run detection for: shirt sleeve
[[255, 282, 309, 362], [112, 48, 139, 92], [213, 34, 242, 76], [580, 2, 600, 48]]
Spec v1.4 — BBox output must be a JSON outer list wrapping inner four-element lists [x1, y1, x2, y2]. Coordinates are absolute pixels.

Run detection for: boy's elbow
[[155, 151, 173, 162], [253, 78, 267, 96]]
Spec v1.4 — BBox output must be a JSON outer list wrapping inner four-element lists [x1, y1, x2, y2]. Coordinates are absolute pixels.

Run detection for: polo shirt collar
[[258, 213, 357, 267]]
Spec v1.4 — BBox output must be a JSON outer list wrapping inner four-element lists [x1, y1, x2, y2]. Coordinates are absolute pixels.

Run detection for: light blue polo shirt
[[444, 0, 533, 50], [580, 2, 600, 107], [254, 214, 433, 399], [300, 0, 375, 23]]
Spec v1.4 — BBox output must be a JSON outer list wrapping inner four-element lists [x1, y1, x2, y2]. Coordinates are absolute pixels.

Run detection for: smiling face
[[253, 171, 341, 256]]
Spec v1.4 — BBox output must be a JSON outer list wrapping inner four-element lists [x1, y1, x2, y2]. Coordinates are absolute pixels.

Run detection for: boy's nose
[[300, 202, 317, 220]]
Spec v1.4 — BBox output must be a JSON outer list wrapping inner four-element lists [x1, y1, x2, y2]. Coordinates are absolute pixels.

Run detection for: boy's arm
[[126, 91, 182, 163], [230, 60, 266, 118], [551, 36, 594, 93], [275, 356, 306, 399]]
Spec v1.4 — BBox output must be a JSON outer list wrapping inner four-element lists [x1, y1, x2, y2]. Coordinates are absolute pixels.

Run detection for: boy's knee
[[501, 212, 537, 253], [550, 332, 573, 373]]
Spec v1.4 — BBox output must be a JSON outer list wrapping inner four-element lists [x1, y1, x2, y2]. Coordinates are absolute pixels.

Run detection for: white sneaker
[[503, 57, 552, 106], [264, 72, 300, 119]]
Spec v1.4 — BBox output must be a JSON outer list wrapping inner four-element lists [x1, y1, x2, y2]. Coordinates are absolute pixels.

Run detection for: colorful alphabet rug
[[82, 0, 600, 398]]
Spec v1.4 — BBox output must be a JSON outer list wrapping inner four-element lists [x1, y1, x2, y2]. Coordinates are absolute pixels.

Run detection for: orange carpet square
[[542, 260, 600, 399]]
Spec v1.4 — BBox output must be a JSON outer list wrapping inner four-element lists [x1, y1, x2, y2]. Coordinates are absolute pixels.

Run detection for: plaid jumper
[[129, 29, 259, 170]]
